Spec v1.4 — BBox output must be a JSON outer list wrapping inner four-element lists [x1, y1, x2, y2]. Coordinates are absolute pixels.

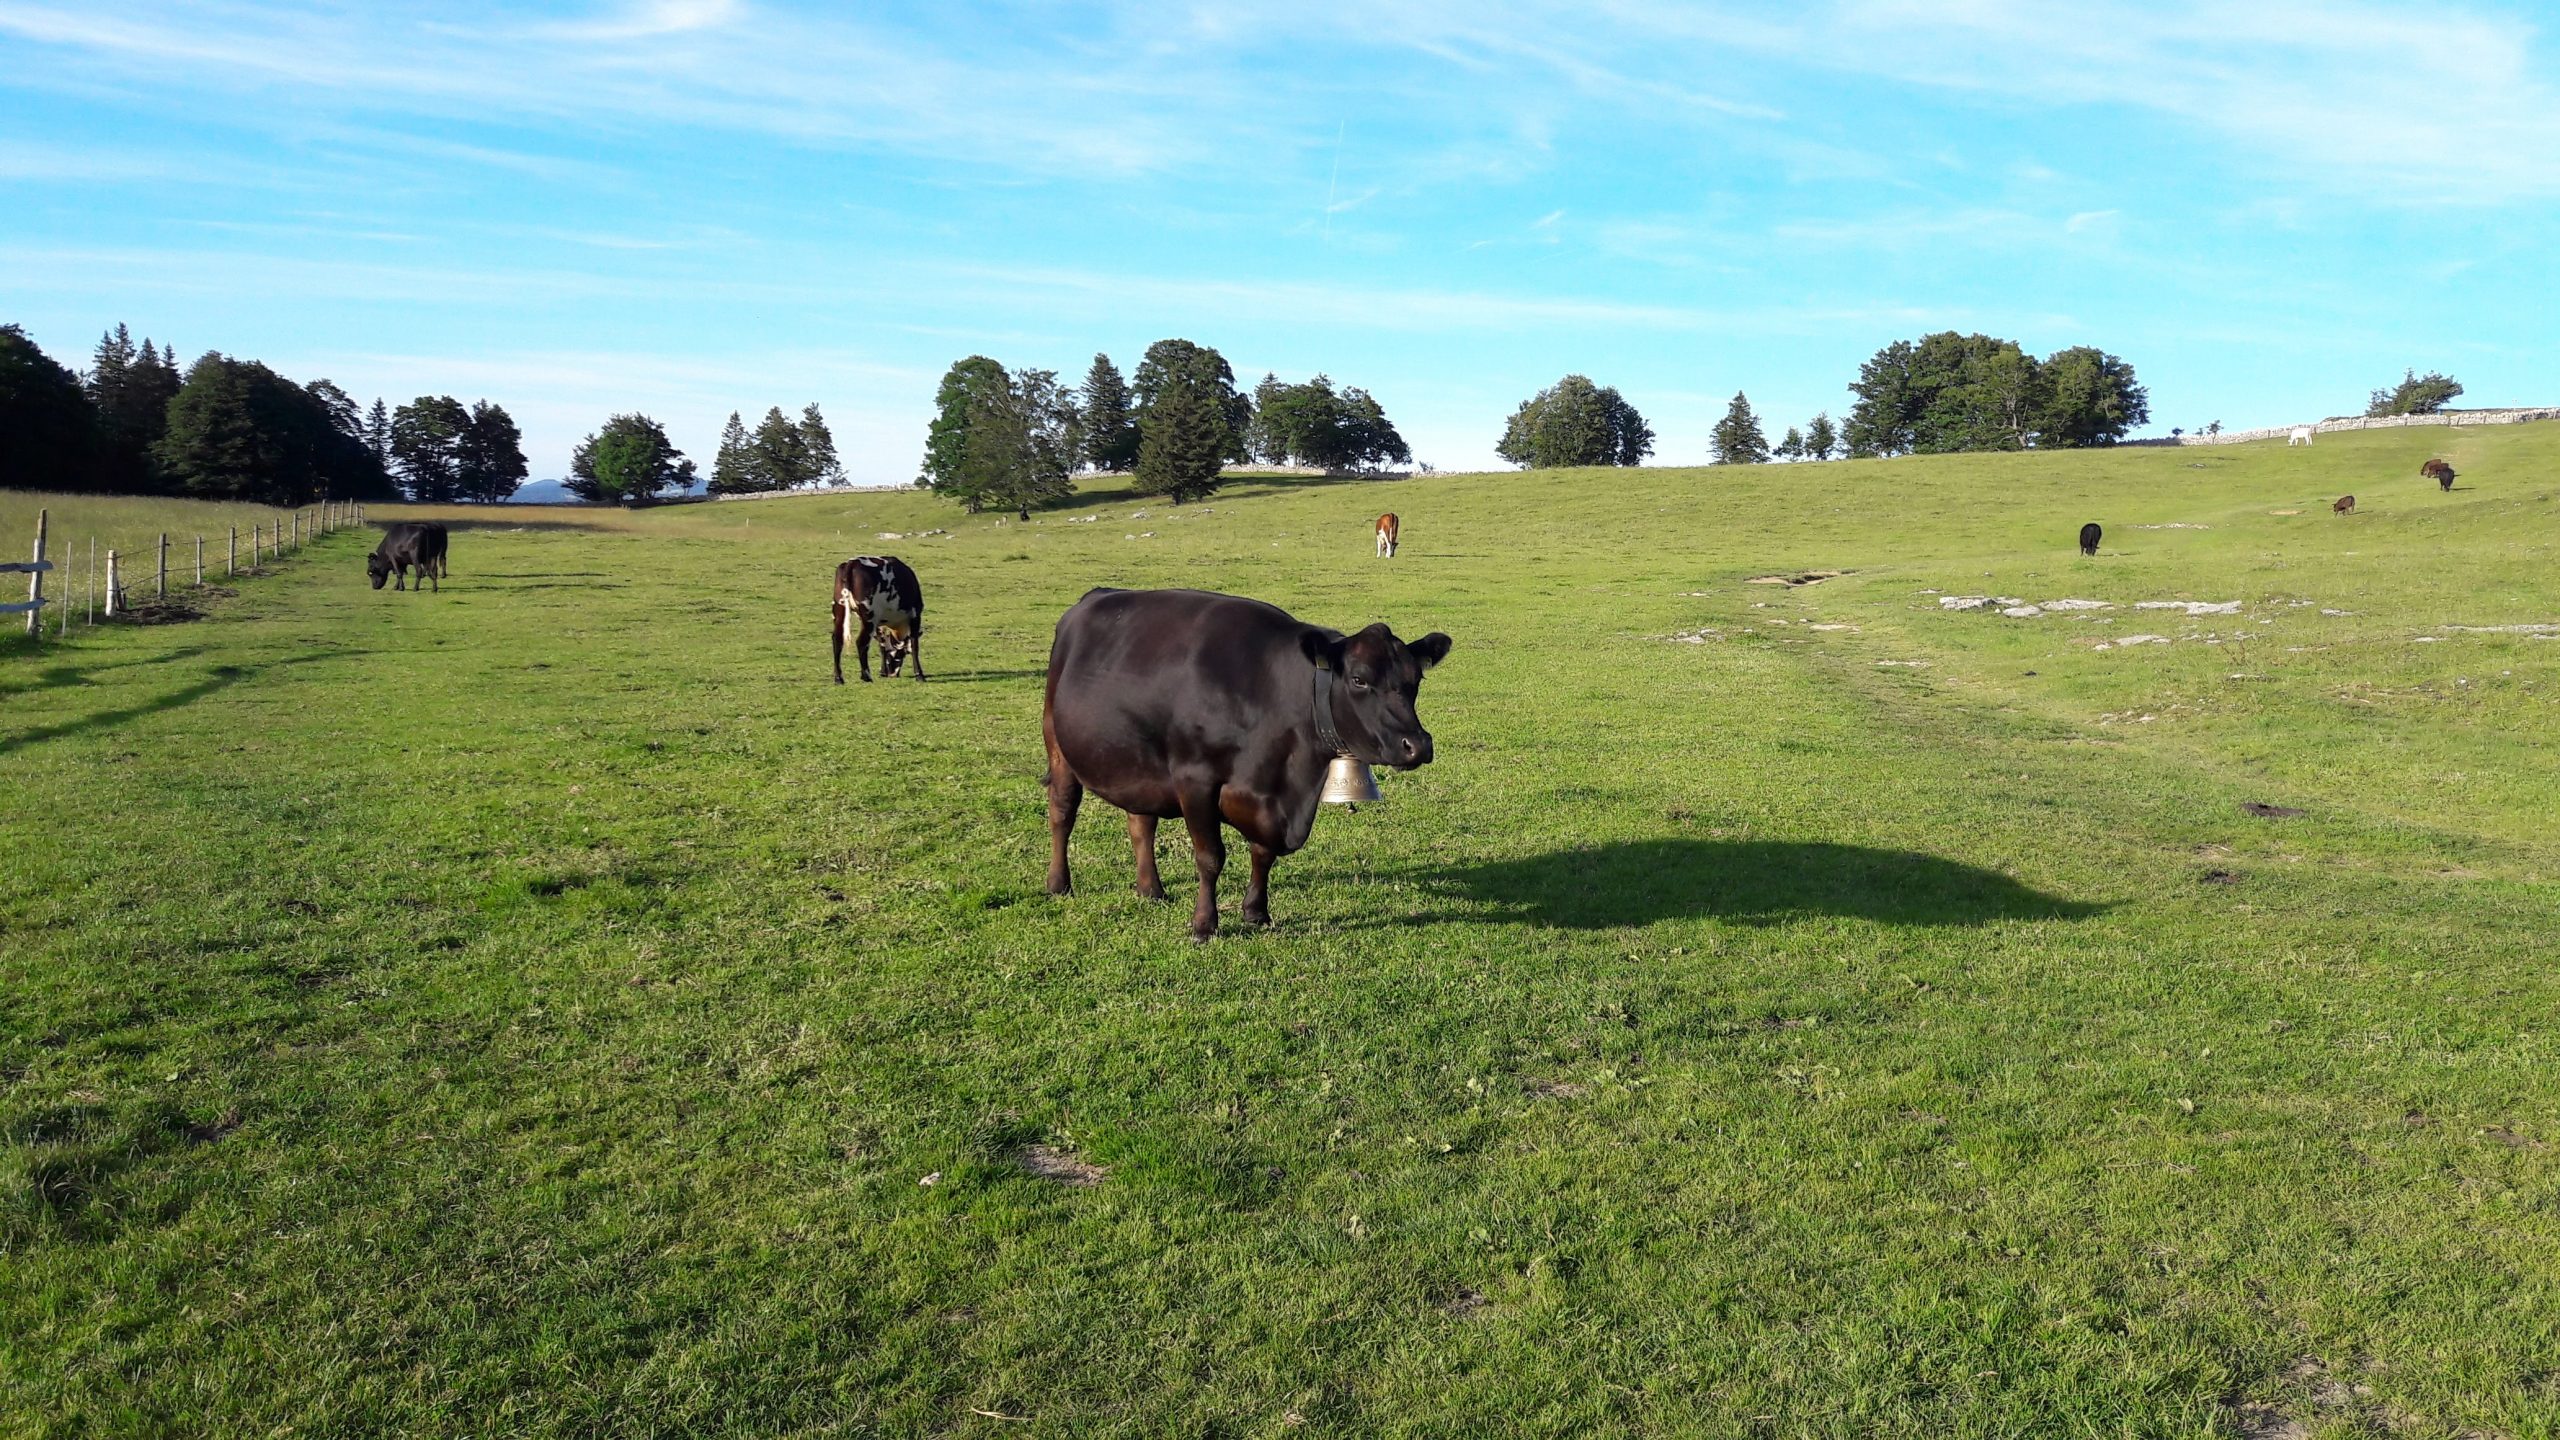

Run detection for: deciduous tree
[[568, 413, 694, 503], [391, 396, 470, 502], [458, 401, 527, 502], [1496, 375, 1652, 468], [0, 323, 102, 492], [2366, 369, 2463, 417]]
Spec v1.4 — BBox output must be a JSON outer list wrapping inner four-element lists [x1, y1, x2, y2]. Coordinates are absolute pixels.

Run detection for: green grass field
[[5, 428, 2558, 1437]]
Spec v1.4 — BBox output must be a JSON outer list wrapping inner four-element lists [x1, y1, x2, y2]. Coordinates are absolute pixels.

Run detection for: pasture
[[5, 428, 2559, 1437]]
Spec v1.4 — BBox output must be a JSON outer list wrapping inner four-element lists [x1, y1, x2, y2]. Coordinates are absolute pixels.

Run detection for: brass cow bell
[[1319, 754, 1382, 808]]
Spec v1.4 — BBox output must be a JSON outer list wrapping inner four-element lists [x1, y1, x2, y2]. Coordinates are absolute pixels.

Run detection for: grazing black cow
[[2422, 458, 2457, 491], [1042, 587, 1451, 940], [2079, 521, 2102, 556], [832, 555, 926, 683], [368, 522, 449, 591]]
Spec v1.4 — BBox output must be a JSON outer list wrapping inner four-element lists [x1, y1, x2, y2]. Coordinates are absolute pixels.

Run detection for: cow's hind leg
[[831, 601, 847, 684], [1178, 791, 1226, 941], [1044, 725, 1081, 896], [856, 616, 875, 682], [1129, 814, 1166, 901]]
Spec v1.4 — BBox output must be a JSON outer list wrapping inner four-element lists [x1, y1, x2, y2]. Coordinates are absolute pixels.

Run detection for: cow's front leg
[[1242, 842, 1277, 928], [395, 563, 407, 592], [907, 632, 926, 682], [1129, 814, 1166, 901], [1178, 794, 1226, 941]]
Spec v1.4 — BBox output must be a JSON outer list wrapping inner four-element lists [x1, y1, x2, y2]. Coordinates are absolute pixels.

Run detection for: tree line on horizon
[[0, 321, 530, 505], [919, 340, 1413, 515]]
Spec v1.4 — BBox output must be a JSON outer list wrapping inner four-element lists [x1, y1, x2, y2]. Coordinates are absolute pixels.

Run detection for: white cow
[[2288, 426, 2315, 446]]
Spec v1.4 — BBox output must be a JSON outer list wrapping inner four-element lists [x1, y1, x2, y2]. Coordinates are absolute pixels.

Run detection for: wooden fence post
[[88, 537, 96, 624], [20, 508, 44, 638], [229, 526, 237, 576], [158, 533, 168, 600], [195, 535, 204, 586], [105, 549, 120, 618]]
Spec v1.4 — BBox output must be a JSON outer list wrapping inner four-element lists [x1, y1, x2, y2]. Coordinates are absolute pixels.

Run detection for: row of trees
[[0, 322, 538, 503], [1707, 395, 1846, 465], [1841, 333, 2148, 457], [711, 405, 847, 494], [920, 340, 1411, 512]]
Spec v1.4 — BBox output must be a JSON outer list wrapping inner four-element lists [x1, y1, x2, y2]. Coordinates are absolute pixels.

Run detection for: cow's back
[[1047, 589, 1310, 794]]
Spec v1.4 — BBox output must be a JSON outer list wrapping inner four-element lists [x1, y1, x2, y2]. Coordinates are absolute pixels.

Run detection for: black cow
[[368, 522, 449, 591], [2422, 458, 2457, 491], [1042, 587, 1451, 940], [833, 555, 926, 683], [2079, 521, 2101, 556]]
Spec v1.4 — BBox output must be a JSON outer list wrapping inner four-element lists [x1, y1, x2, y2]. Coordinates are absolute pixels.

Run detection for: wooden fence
[[9, 501, 368, 643]]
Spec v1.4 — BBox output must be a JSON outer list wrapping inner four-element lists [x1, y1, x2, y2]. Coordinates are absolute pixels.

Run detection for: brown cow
[[832, 555, 926, 683], [1375, 512, 1400, 558], [2421, 458, 2457, 491], [2333, 495, 2356, 515]]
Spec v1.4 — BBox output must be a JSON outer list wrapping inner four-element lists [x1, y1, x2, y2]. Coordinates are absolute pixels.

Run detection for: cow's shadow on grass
[[1388, 838, 2103, 929]]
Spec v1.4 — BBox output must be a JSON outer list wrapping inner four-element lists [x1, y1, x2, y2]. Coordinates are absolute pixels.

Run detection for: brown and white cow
[[1375, 512, 1399, 558], [832, 556, 926, 683]]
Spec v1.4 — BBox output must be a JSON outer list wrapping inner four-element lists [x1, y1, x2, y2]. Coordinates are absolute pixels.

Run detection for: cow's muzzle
[[1392, 732, 1434, 769]]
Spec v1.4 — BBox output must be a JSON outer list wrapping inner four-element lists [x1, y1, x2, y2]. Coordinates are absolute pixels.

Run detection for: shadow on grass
[[0, 650, 369, 755], [1393, 838, 2104, 929], [918, 668, 1048, 685], [0, 646, 213, 700]]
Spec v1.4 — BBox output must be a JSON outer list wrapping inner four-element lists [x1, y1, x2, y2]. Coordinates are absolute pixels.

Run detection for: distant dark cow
[[2334, 495, 2356, 515], [1042, 588, 1451, 940], [367, 522, 448, 592], [1375, 512, 1400, 558], [2422, 458, 2457, 491], [832, 555, 925, 683], [2078, 521, 2102, 556]]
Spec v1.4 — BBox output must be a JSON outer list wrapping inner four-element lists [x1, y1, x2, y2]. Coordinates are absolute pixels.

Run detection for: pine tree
[[1135, 370, 1227, 503], [1078, 353, 1137, 472], [1776, 426, 1804, 461], [709, 411, 758, 494], [799, 403, 846, 486], [1709, 391, 1770, 465], [1804, 412, 1837, 461], [752, 406, 812, 492], [365, 398, 393, 471]]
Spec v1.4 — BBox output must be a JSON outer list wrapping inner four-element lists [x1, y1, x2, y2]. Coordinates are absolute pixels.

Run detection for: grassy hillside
[[5, 427, 2558, 1436]]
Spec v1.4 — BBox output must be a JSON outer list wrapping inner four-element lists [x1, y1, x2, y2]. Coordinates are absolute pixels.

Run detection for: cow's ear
[[1301, 629, 1346, 671], [1409, 632, 1453, 670]]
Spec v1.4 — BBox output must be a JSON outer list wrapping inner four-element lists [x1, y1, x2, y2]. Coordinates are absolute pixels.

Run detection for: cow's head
[[1306, 623, 1453, 769], [367, 552, 392, 589], [878, 628, 912, 676]]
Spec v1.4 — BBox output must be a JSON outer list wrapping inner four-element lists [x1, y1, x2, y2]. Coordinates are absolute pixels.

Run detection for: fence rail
[[10, 501, 367, 642]]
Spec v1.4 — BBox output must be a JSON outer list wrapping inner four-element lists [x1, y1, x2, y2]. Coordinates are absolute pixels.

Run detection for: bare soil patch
[[2242, 802, 2304, 819], [1016, 1144, 1106, 1186], [1746, 570, 1847, 587]]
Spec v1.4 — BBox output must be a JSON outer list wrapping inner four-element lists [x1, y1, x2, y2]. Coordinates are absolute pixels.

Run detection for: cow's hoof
[[833, 676, 844, 686], [1189, 928, 1216, 944], [1046, 877, 1072, 897], [859, 674, 872, 684], [1135, 883, 1168, 902], [1242, 908, 1272, 928]]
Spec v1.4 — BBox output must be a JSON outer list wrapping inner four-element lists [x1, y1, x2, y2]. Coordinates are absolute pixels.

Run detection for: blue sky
[[6, 1, 2557, 484]]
